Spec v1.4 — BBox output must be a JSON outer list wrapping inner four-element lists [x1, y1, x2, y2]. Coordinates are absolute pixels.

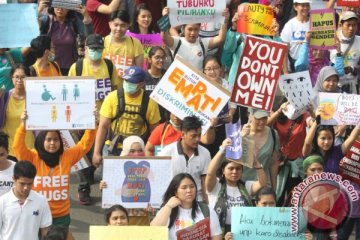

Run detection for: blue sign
[[225, 119, 242, 160]]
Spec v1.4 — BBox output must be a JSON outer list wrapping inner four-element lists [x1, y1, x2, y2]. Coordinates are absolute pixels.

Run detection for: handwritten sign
[[340, 141, 360, 185], [176, 218, 210, 240], [319, 93, 360, 125], [337, 0, 360, 7], [51, 0, 82, 10], [157, 15, 171, 32], [102, 157, 172, 209], [168, 0, 226, 26], [0, 4, 39, 48], [90, 226, 168, 240], [279, 71, 313, 119], [225, 119, 242, 160], [310, 9, 336, 50], [231, 207, 306, 240], [150, 56, 230, 133], [237, 4, 275, 36], [25, 77, 96, 130], [231, 36, 287, 111]]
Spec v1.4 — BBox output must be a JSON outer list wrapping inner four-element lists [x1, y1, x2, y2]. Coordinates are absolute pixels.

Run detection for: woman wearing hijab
[[12, 110, 97, 226]]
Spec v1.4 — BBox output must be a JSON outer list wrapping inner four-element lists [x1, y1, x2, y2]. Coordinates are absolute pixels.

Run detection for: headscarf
[[308, 49, 329, 86], [303, 155, 324, 173], [313, 66, 341, 93], [34, 131, 64, 168], [120, 136, 145, 156]]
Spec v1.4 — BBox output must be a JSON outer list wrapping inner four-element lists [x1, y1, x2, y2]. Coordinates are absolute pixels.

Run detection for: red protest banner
[[176, 218, 210, 240], [337, 0, 360, 7], [230, 36, 287, 111], [340, 141, 360, 185]]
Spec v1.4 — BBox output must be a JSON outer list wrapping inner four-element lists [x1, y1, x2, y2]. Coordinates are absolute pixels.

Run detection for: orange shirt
[[13, 125, 96, 218], [32, 61, 62, 77], [147, 122, 181, 147]]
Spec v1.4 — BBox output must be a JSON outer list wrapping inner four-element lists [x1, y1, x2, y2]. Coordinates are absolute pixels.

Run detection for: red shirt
[[148, 122, 181, 147], [86, 0, 111, 37]]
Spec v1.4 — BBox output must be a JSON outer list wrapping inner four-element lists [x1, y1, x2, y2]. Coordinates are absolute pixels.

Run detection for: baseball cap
[[293, 0, 311, 3], [85, 34, 104, 49], [341, 11, 358, 21], [122, 66, 145, 84], [249, 108, 270, 119]]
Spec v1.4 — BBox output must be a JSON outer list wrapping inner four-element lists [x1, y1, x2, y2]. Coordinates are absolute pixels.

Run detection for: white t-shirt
[[168, 206, 222, 240], [170, 37, 211, 70], [280, 17, 310, 59], [207, 181, 253, 225], [0, 161, 15, 197]]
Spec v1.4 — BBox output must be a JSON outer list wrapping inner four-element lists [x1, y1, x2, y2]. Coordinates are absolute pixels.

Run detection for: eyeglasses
[[204, 66, 220, 72], [13, 75, 26, 80], [153, 56, 166, 61]]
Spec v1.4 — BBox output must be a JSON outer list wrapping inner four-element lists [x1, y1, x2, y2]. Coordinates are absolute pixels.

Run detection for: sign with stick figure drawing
[[25, 77, 96, 130], [102, 157, 172, 209]]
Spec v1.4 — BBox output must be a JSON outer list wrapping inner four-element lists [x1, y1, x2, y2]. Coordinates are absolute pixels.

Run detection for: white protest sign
[[59, 130, 90, 172], [25, 77, 96, 130], [168, 0, 225, 26], [51, 0, 82, 10], [279, 71, 313, 119], [150, 56, 230, 133], [102, 157, 172, 209]]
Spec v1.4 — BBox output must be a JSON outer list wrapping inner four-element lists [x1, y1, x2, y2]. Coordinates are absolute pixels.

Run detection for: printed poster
[[150, 56, 230, 133], [168, 0, 226, 26], [319, 93, 360, 125], [225, 119, 242, 160], [176, 218, 210, 240], [279, 71, 313, 119], [310, 9, 336, 50], [340, 141, 360, 185], [237, 4, 275, 36], [90, 226, 168, 240], [25, 77, 96, 130], [231, 35, 287, 112], [102, 157, 172, 209], [0, 4, 39, 48]]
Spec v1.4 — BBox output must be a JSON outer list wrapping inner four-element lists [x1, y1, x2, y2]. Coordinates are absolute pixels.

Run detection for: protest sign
[[0, 4, 39, 48], [310, 9, 336, 50], [231, 36, 287, 111], [225, 119, 242, 160], [337, 0, 360, 7], [279, 71, 313, 119], [95, 78, 111, 101], [25, 77, 96, 130], [102, 157, 172, 209], [157, 15, 171, 32], [237, 4, 275, 36], [231, 207, 306, 240], [90, 226, 168, 240], [319, 93, 360, 125], [51, 0, 82, 10], [168, 0, 226, 26], [126, 32, 164, 70], [340, 141, 360, 185], [59, 131, 90, 172], [150, 56, 230, 133], [176, 218, 211, 240]]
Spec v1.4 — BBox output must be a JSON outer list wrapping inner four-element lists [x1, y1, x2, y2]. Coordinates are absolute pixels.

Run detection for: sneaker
[[78, 187, 92, 205]]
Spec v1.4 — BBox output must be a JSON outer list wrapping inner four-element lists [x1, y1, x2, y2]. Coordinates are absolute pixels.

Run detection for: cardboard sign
[[239, 136, 255, 168], [102, 157, 172, 209], [90, 226, 168, 240], [150, 56, 230, 133], [231, 207, 306, 240], [0, 3, 39, 48], [168, 0, 226, 26], [231, 36, 287, 111], [337, 0, 360, 7], [340, 141, 360, 185], [310, 9, 336, 50], [319, 93, 360, 125], [237, 4, 275, 36], [279, 71, 313, 119], [25, 77, 96, 130], [225, 119, 242, 160], [51, 0, 82, 10], [176, 218, 211, 240], [157, 15, 171, 32]]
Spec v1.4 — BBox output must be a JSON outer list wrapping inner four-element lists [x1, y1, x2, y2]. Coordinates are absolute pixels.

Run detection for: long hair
[[311, 125, 335, 160], [130, 3, 153, 33], [147, 46, 166, 69], [104, 204, 129, 224], [162, 173, 198, 228]]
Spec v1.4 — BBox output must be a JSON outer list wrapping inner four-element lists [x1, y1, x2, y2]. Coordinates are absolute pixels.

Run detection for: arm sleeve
[[295, 43, 309, 72], [146, 99, 161, 125], [201, 149, 211, 175], [147, 124, 164, 146], [133, 38, 145, 57], [40, 196, 53, 228], [86, 0, 102, 12], [12, 125, 37, 164], [67, 128, 97, 166], [209, 207, 222, 237], [9, 48, 23, 63], [280, 22, 291, 43], [67, 63, 77, 77]]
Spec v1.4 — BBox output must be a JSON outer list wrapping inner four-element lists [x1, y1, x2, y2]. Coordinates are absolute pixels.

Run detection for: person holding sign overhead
[[205, 138, 267, 237], [151, 173, 222, 240]]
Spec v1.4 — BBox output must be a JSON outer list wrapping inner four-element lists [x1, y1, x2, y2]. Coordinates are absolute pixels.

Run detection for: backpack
[[172, 38, 206, 60], [75, 58, 113, 77], [29, 61, 62, 76]]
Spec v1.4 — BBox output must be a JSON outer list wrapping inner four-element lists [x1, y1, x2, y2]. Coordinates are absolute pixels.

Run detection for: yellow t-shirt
[[32, 61, 62, 77], [103, 35, 144, 77], [100, 89, 160, 148], [68, 58, 120, 109], [2, 96, 35, 156]]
